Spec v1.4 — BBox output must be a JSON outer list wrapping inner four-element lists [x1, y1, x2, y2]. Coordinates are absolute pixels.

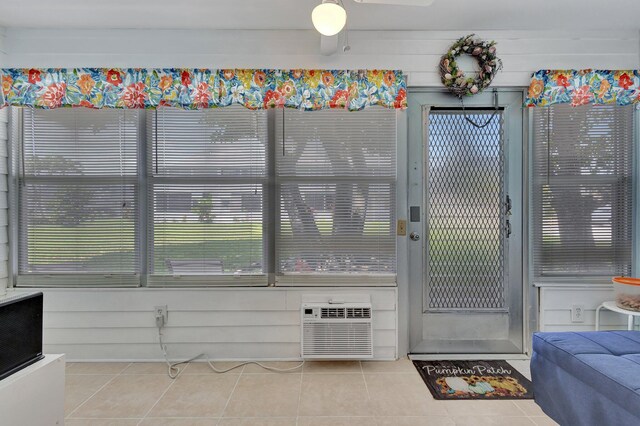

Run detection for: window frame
[[10, 107, 142, 287], [8, 107, 400, 288], [274, 112, 397, 286], [528, 104, 639, 287], [145, 107, 270, 287]]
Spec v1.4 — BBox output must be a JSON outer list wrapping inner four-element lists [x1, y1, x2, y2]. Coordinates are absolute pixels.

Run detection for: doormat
[[412, 360, 534, 400]]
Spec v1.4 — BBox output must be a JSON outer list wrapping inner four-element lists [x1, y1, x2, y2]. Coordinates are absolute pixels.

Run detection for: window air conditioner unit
[[301, 301, 373, 359]]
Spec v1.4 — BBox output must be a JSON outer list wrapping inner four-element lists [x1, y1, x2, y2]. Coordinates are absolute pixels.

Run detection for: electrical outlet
[[154, 305, 168, 328], [571, 304, 585, 323]]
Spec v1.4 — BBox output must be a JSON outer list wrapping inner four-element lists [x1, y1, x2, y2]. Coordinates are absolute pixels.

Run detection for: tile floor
[[63, 358, 558, 426]]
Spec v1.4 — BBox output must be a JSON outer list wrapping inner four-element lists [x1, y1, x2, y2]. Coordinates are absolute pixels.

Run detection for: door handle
[[410, 232, 420, 241]]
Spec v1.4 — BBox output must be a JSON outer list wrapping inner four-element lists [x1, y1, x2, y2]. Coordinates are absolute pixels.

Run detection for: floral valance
[[0, 68, 407, 111], [525, 69, 640, 107]]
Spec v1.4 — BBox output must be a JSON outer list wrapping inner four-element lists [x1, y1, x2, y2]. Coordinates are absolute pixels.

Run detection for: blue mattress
[[532, 331, 640, 425]]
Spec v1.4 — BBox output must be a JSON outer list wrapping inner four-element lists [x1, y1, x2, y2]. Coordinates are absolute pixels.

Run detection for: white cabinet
[[0, 354, 65, 426]]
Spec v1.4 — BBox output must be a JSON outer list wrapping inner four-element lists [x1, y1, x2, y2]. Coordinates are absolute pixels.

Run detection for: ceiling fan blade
[[353, 0, 435, 6]]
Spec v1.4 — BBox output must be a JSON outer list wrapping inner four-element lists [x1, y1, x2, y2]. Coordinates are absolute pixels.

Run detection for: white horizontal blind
[[276, 107, 396, 282], [18, 108, 139, 286], [532, 104, 634, 280], [148, 106, 267, 285]]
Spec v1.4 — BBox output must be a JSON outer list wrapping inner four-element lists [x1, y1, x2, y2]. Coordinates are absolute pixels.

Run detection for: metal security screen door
[[426, 110, 506, 310], [408, 90, 523, 355]]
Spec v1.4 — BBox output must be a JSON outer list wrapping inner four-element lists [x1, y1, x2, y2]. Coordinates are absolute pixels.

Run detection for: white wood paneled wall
[[14, 288, 397, 361], [0, 27, 8, 296], [0, 109, 7, 296], [0, 27, 5, 60], [3, 29, 639, 87], [539, 286, 630, 332], [2, 27, 639, 358]]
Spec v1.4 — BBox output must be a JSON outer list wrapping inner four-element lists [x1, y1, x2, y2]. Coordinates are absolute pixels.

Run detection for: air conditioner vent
[[302, 302, 373, 359], [346, 307, 371, 319], [321, 307, 346, 319]]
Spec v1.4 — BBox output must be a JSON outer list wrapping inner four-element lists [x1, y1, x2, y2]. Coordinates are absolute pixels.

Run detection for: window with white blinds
[[148, 107, 267, 285], [276, 108, 397, 283], [13, 106, 397, 287], [18, 108, 139, 286], [532, 104, 634, 280]]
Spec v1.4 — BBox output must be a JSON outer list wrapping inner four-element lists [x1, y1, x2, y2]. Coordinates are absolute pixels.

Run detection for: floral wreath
[[439, 34, 503, 97]]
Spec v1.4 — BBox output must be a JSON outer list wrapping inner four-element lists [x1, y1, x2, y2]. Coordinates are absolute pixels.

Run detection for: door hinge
[[505, 219, 512, 238]]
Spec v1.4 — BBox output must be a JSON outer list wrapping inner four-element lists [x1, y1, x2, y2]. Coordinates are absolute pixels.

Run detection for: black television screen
[[0, 292, 44, 381]]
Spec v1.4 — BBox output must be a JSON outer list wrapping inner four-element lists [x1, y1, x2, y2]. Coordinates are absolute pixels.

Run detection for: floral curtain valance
[[0, 68, 407, 111], [525, 69, 640, 107]]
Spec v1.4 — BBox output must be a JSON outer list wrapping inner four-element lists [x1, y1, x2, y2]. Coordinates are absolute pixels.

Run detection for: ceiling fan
[[312, 0, 435, 36]]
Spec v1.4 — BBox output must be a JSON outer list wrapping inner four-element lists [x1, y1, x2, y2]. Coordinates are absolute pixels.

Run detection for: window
[[148, 107, 267, 285], [276, 109, 397, 284], [17, 108, 139, 286], [12, 106, 397, 286], [532, 104, 634, 281]]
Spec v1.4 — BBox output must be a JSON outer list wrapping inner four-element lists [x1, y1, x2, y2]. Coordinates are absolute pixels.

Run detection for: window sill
[[533, 280, 614, 289], [276, 274, 397, 287]]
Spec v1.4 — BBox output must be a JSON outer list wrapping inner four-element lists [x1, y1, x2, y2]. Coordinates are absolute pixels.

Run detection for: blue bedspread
[[532, 331, 640, 426]]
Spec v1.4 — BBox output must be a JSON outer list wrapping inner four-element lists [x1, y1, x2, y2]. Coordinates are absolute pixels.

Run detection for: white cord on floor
[[158, 327, 204, 379], [157, 326, 304, 378], [206, 358, 304, 373]]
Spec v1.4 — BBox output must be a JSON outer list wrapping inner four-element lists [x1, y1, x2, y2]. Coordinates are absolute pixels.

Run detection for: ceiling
[[0, 0, 638, 31]]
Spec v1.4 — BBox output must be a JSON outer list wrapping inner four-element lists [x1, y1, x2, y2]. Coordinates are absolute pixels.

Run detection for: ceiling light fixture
[[312, 0, 347, 36]]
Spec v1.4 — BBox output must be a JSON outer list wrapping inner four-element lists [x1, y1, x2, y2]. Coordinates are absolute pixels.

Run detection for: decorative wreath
[[439, 34, 503, 97]]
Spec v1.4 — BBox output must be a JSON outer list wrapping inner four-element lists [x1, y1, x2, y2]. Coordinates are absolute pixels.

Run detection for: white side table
[[595, 301, 640, 331]]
